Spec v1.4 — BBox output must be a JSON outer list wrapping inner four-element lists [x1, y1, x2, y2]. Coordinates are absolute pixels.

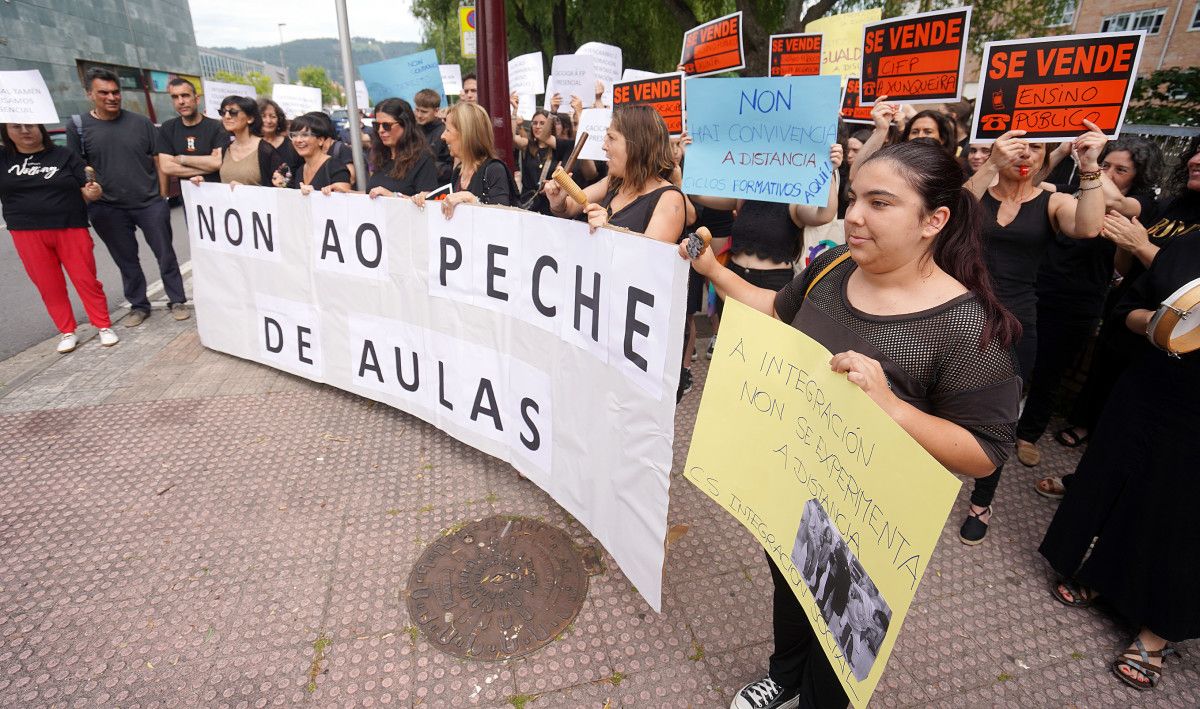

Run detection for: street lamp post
[[277, 23, 288, 82]]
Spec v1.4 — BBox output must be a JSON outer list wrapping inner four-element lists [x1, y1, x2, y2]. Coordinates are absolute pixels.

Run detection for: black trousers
[[970, 316, 1037, 508], [1066, 317, 1139, 432], [716, 261, 794, 317], [1016, 313, 1100, 443], [767, 553, 850, 709], [88, 199, 186, 312]]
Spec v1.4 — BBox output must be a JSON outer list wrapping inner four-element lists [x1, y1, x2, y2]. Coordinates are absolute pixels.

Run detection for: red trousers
[[11, 227, 112, 332]]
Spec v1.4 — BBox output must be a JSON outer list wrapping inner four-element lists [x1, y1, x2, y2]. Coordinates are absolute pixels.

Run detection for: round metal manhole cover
[[405, 515, 588, 661]]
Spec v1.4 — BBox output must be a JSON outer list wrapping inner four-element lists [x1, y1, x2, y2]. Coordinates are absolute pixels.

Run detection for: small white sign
[[621, 68, 661, 82], [201, 79, 256, 119], [576, 108, 611, 162], [272, 83, 322, 119], [0, 70, 60, 124], [576, 42, 622, 108], [543, 55, 595, 111], [439, 65, 463, 95], [515, 93, 537, 121], [508, 52, 545, 96], [354, 80, 369, 109]]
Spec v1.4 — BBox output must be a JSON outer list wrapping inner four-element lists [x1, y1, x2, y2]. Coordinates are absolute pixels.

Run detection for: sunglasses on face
[[219, 108, 242, 117], [375, 120, 399, 133]]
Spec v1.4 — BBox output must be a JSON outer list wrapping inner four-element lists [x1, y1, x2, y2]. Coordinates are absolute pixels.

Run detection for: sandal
[[1054, 427, 1089, 448], [1035, 476, 1066, 500], [1050, 578, 1095, 607], [1016, 440, 1041, 467], [1111, 638, 1178, 690]]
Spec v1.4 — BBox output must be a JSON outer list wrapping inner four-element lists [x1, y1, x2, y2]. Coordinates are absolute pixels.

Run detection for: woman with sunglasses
[[366, 98, 438, 198], [187, 96, 287, 188], [1, 122, 118, 352], [288, 112, 352, 196]]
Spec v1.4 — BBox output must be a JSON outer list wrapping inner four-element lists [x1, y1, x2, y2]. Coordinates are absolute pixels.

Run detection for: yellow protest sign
[[806, 8, 882, 85], [684, 298, 960, 708]]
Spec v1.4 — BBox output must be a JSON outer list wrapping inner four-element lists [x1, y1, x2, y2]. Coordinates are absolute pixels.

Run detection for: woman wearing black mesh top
[[683, 141, 1021, 709]]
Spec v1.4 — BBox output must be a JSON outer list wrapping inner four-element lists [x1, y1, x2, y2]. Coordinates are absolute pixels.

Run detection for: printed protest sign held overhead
[[684, 299, 961, 708], [440, 65, 463, 95], [682, 76, 841, 205], [0, 70, 59, 124], [613, 72, 685, 136], [577, 42, 623, 106], [860, 7, 971, 105], [971, 31, 1145, 143], [806, 8, 882, 82], [508, 52, 545, 97], [680, 11, 746, 77], [360, 49, 446, 109], [577, 108, 612, 161], [544, 54, 596, 110], [271, 84, 322, 119], [841, 77, 874, 124], [770, 33, 824, 77]]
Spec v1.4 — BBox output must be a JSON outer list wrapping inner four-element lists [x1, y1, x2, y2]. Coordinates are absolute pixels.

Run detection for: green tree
[[211, 70, 273, 96], [1127, 67, 1200, 126], [298, 65, 345, 105]]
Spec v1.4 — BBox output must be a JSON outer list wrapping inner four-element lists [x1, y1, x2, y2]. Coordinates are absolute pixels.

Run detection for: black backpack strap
[[71, 114, 87, 162]]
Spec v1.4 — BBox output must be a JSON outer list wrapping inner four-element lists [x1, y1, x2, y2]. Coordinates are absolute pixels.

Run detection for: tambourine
[[1146, 276, 1200, 357]]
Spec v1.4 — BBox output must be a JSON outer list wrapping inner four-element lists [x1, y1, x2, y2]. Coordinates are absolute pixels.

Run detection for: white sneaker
[[731, 677, 798, 709], [98, 328, 119, 347], [56, 332, 78, 353]]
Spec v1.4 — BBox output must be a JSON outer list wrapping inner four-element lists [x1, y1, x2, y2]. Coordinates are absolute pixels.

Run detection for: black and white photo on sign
[[792, 499, 893, 682]]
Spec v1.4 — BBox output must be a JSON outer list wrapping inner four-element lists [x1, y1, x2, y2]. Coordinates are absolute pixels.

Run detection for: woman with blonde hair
[[413, 101, 517, 217]]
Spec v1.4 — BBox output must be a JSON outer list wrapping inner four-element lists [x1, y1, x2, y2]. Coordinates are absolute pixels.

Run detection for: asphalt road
[[0, 202, 192, 361]]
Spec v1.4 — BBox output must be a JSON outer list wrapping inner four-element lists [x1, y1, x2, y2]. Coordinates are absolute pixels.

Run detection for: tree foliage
[[212, 70, 273, 97], [297, 66, 345, 106], [1127, 67, 1200, 126]]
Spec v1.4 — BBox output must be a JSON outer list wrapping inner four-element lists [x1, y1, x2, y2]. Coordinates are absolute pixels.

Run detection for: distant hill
[[209, 37, 425, 80]]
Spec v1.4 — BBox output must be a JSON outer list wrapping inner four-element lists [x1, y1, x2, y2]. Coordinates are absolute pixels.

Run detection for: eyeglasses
[[375, 120, 399, 133], [288, 131, 315, 141], [219, 108, 242, 117]]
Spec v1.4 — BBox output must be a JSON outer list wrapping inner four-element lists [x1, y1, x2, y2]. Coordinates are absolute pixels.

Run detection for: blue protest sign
[[682, 76, 841, 205], [360, 49, 446, 108]]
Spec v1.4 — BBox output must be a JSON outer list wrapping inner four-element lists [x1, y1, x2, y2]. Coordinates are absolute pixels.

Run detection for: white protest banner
[[440, 64, 463, 95], [0, 70, 59, 124], [622, 69, 661, 82], [508, 52, 546, 96], [544, 54, 595, 110], [354, 80, 369, 109], [202, 79, 256, 119], [272, 84, 322, 119], [182, 184, 688, 612], [577, 108, 612, 161], [577, 42, 622, 107]]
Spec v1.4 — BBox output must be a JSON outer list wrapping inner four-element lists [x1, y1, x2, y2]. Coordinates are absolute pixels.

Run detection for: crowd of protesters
[[1, 50, 1197, 709]]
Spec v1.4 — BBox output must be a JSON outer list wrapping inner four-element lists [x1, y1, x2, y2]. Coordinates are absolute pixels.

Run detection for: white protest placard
[[272, 84, 322, 119], [439, 64, 463, 95], [577, 108, 612, 161], [354, 80, 369, 109], [577, 42, 622, 107], [543, 54, 595, 110], [182, 184, 688, 612], [0, 70, 59, 124], [516, 93, 537, 121], [508, 52, 546, 96], [622, 68, 661, 83], [201, 79, 256, 119]]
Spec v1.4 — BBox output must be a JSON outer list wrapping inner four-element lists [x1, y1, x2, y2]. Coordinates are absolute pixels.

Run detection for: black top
[[454, 159, 517, 207], [0, 145, 89, 230], [296, 157, 351, 190], [1115, 227, 1200, 333], [980, 189, 1056, 323], [518, 139, 574, 201], [599, 184, 684, 237], [730, 199, 801, 264], [1035, 191, 1157, 317], [1120, 191, 1200, 295], [270, 136, 302, 176], [420, 120, 454, 184], [220, 140, 287, 187], [693, 204, 735, 238], [774, 246, 1021, 467], [367, 152, 440, 196], [158, 116, 227, 183], [67, 110, 165, 209]]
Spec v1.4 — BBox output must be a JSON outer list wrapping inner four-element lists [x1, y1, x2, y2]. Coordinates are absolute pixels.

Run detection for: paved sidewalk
[[0, 290, 1196, 708]]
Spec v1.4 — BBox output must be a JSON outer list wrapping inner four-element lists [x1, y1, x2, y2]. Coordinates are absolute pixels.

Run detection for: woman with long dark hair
[[189, 96, 286, 188], [517, 110, 573, 209], [1, 122, 118, 351], [850, 99, 956, 182], [955, 123, 1108, 544], [366, 98, 438, 198], [684, 140, 1021, 709]]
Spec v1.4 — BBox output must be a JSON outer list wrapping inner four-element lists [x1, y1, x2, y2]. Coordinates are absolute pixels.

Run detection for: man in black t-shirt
[[157, 77, 226, 186], [67, 67, 188, 326], [414, 89, 453, 184]]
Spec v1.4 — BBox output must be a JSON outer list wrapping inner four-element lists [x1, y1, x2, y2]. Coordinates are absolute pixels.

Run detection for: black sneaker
[[731, 677, 798, 709], [959, 505, 992, 545], [706, 337, 716, 359], [676, 368, 693, 403]]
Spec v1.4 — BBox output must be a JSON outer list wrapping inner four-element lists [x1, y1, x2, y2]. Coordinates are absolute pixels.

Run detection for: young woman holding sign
[[682, 140, 1021, 709], [957, 122, 1108, 545]]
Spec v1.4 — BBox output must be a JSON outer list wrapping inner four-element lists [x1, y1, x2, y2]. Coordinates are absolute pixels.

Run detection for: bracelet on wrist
[[1078, 169, 1102, 181], [1078, 183, 1102, 192]]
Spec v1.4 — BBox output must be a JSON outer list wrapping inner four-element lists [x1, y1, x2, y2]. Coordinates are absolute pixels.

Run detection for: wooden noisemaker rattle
[[552, 166, 588, 208], [685, 226, 714, 259]]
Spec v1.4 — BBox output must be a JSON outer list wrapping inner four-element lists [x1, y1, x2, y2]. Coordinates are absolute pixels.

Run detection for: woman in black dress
[[683, 140, 1021, 709], [413, 102, 517, 217], [517, 110, 572, 210], [365, 98, 438, 198], [287, 113, 351, 196], [258, 98, 300, 180], [956, 122, 1108, 544], [1040, 198, 1200, 691]]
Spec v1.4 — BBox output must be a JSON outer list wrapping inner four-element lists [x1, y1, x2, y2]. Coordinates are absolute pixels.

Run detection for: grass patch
[[402, 624, 420, 645], [508, 693, 538, 708], [306, 634, 331, 692], [688, 639, 705, 661], [1070, 651, 1085, 660], [997, 672, 1013, 682]]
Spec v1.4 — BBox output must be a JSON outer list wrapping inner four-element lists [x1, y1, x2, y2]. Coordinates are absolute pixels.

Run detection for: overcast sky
[[187, 0, 424, 48]]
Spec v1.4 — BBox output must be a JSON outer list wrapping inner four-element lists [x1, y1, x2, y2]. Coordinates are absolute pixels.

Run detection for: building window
[[1102, 8, 1166, 34], [1049, 2, 1077, 27], [1190, 2, 1200, 30]]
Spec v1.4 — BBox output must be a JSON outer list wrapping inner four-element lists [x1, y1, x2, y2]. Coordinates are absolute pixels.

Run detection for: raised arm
[[964, 130, 1027, 199], [849, 97, 898, 181], [678, 239, 780, 317], [1049, 122, 1108, 238]]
